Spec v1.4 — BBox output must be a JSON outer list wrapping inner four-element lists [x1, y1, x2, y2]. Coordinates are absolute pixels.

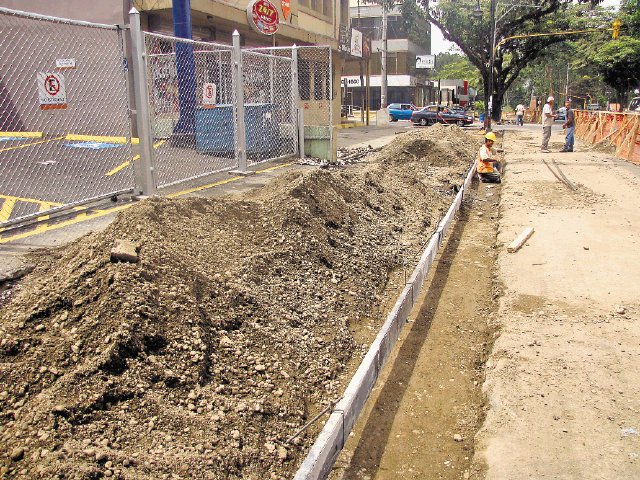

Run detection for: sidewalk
[[474, 125, 640, 478]]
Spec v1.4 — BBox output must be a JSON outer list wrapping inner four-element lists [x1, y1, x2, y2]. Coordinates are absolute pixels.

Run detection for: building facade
[[1, 0, 346, 127], [340, 0, 436, 111]]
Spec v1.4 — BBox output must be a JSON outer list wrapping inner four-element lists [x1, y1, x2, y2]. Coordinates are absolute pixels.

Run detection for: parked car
[[387, 103, 417, 121], [556, 107, 566, 121], [411, 105, 474, 127], [586, 103, 601, 111], [628, 97, 640, 112]]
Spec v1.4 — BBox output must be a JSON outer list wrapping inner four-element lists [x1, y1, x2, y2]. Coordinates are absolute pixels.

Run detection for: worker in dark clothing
[[560, 99, 575, 152]]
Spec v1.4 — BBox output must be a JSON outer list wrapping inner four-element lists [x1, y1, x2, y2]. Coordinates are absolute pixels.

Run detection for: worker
[[477, 132, 502, 183]]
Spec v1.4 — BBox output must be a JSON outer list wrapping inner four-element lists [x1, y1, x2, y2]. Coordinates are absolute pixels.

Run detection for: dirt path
[[330, 124, 640, 480], [331, 177, 500, 479], [473, 125, 640, 478]]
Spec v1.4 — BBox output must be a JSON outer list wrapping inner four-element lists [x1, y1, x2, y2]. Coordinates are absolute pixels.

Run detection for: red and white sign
[[281, 0, 290, 21], [202, 83, 217, 106], [36, 72, 67, 110], [247, 0, 279, 35]]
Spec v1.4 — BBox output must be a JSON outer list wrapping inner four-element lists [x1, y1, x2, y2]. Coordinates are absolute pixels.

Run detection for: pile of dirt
[[0, 124, 480, 479]]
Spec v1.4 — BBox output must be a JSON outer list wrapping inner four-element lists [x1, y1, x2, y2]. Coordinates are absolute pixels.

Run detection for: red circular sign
[[247, 0, 279, 35], [44, 74, 61, 96]]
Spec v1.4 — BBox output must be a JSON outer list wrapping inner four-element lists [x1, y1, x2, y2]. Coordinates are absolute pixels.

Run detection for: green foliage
[[433, 53, 482, 89], [399, 0, 429, 49], [589, 37, 640, 95], [473, 100, 485, 111], [419, 0, 598, 119], [621, 0, 640, 34]]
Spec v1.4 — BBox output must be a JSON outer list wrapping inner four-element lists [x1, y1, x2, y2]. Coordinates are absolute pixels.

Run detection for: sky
[[431, 0, 622, 55]]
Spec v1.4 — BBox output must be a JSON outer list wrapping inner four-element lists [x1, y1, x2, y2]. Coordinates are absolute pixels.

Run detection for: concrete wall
[[0, 0, 125, 24]]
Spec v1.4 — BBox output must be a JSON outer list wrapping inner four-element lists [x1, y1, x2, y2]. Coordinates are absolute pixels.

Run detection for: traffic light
[[612, 19, 621, 39]]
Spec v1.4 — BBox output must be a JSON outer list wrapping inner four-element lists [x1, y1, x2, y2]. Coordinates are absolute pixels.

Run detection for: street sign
[[36, 72, 67, 110], [351, 29, 363, 57], [416, 55, 436, 69], [55, 58, 76, 69], [203, 83, 217, 106]]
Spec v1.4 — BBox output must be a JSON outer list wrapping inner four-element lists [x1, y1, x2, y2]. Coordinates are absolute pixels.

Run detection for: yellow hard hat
[[485, 132, 497, 142]]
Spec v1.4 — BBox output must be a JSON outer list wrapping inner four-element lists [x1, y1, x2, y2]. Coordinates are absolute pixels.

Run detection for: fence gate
[[0, 7, 135, 229], [1, 6, 334, 231]]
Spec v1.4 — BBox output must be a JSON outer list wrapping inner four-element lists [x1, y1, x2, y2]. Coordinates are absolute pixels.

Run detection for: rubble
[[0, 124, 479, 478]]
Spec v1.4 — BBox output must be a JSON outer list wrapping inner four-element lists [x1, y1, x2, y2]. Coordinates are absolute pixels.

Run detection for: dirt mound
[[0, 126, 479, 479]]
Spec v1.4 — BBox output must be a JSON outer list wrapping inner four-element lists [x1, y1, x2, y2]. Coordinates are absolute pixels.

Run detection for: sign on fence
[[36, 72, 67, 110], [55, 58, 76, 69], [202, 83, 217, 106]]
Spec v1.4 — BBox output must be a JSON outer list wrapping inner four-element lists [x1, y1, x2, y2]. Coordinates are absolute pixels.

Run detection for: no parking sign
[[36, 72, 67, 110]]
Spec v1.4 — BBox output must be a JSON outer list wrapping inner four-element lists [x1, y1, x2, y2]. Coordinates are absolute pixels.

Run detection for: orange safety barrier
[[575, 110, 640, 165]]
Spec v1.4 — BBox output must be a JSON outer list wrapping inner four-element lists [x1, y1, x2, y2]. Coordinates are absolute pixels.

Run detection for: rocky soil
[[0, 125, 480, 479]]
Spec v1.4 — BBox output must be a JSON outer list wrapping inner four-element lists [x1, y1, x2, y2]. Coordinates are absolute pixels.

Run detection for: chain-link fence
[[296, 46, 333, 160], [241, 50, 297, 165], [144, 32, 239, 189], [0, 6, 334, 231], [0, 8, 135, 227]]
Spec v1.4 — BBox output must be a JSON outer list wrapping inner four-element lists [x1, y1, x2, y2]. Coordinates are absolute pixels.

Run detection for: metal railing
[[0, 7, 333, 230]]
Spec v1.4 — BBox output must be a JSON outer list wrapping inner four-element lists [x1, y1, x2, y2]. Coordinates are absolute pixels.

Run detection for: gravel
[[0, 124, 480, 479]]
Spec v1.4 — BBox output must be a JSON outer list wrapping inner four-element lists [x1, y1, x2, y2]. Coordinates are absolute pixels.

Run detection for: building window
[[299, 0, 332, 19]]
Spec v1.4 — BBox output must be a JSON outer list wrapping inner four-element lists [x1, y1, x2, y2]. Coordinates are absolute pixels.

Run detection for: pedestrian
[[477, 132, 502, 183], [560, 99, 574, 152], [515, 103, 525, 126], [541, 96, 556, 153]]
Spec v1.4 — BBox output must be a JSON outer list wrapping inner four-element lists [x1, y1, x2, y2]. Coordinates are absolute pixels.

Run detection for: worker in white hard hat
[[541, 96, 557, 153], [477, 132, 502, 183]]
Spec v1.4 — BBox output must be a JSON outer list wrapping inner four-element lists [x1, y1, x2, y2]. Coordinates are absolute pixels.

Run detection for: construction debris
[[0, 124, 480, 479], [507, 227, 535, 253]]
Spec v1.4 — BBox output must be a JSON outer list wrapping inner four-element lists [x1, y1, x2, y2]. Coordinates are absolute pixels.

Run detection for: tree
[[433, 52, 482, 89], [420, 0, 603, 122], [581, 1, 640, 103]]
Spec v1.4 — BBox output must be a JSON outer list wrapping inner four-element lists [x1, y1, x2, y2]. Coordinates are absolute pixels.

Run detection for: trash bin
[[195, 103, 279, 154], [479, 113, 485, 122]]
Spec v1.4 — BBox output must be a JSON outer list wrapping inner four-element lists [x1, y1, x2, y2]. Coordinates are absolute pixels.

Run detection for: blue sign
[[63, 142, 123, 150], [0, 137, 23, 142]]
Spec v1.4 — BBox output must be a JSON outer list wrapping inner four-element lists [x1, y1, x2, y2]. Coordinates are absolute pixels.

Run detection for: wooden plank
[[507, 227, 535, 253]]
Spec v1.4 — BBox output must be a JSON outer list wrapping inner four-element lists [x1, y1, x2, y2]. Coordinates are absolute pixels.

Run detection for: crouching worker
[[477, 132, 502, 183]]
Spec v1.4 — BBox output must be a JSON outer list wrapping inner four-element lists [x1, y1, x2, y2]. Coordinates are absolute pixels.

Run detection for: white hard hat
[[547, 96, 555, 102]]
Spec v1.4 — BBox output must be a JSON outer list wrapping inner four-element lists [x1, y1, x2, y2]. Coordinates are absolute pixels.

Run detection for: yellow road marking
[[0, 204, 133, 244], [65, 134, 140, 144], [0, 197, 17, 223], [1, 161, 293, 243], [256, 163, 293, 174], [105, 140, 166, 177], [0, 132, 42, 138], [0, 194, 63, 206], [0, 135, 65, 153], [167, 176, 244, 197]]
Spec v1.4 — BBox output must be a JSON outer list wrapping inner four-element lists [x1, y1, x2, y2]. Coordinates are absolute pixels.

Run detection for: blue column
[[173, 0, 196, 134]]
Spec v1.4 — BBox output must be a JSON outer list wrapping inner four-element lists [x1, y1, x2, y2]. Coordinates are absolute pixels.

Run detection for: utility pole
[[380, 3, 388, 109], [486, 0, 496, 130], [358, 0, 365, 122]]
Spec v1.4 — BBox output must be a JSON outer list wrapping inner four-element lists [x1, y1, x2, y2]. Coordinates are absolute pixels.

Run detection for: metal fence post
[[328, 47, 335, 162], [292, 45, 305, 159], [128, 8, 156, 196], [232, 30, 248, 172]]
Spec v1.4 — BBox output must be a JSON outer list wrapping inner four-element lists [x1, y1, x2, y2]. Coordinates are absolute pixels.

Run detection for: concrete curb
[[293, 161, 477, 479]]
